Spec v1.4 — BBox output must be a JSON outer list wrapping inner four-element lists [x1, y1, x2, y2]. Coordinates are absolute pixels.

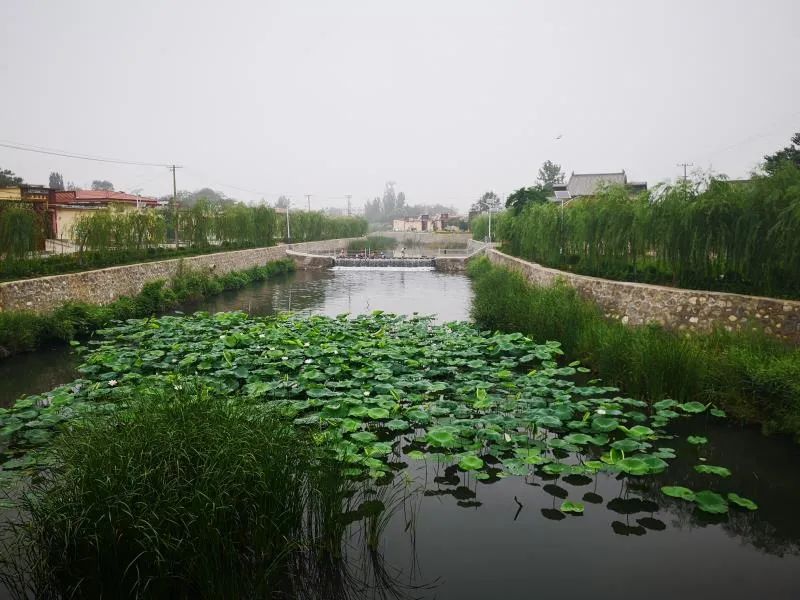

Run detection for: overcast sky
[[1, 0, 799, 212]]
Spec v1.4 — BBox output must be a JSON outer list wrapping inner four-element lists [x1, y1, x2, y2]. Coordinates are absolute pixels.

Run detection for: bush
[[468, 257, 800, 439], [2, 381, 346, 598]]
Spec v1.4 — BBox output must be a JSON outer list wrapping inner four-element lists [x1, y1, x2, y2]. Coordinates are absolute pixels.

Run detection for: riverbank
[[468, 257, 800, 440], [0, 259, 295, 358]]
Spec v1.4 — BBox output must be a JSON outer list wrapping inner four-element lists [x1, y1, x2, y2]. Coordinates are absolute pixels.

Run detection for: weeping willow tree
[[72, 207, 166, 255], [0, 205, 43, 260], [490, 164, 800, 299]]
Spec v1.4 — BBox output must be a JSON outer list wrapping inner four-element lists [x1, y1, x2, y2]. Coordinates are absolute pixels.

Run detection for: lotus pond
[[0, 268, 799, 599]]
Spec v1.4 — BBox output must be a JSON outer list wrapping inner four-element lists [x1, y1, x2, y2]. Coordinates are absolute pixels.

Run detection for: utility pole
[[169, 164, 182, 248], [345, 194, 352, 216], [305, 194, 311, 212], [677, 162, 694, 182]]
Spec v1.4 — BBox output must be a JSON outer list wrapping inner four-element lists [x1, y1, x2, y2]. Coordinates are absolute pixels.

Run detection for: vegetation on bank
[[1, 381, 356, 599], [472, 163, 800, 299], [0, 203, 366, 281], [0, 258, 295, 357], [346, 235, 397, 254], [468, 257, 800, 440]]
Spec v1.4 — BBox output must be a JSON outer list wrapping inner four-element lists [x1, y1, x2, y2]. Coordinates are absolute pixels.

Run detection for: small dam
[[332, 257, 435, 268]]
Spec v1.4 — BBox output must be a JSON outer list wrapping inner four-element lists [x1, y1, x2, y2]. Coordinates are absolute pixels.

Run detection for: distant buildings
[[551, 171, 647, 203], [392, 213, 451, 232]]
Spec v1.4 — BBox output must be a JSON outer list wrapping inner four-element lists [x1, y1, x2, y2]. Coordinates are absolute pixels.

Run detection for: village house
[[392, 213, 450, 232], [551, 171, 647, 204]]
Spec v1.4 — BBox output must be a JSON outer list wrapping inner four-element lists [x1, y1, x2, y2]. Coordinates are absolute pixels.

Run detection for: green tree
[[505, 186, 549, 214], [471, 191, 501, 213], [91, 180, 114, 191], [537, 160, 565, 190], [764, 132, 800, 174], [0, 167, 24, 187], [49, 172, 65, 190]]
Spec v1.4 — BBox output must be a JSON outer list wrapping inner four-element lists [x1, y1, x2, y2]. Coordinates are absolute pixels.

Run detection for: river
[[1, 267, 798, 599]]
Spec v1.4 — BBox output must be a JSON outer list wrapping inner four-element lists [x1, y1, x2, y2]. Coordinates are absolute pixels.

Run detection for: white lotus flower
[[596, 408, 607, 415], [109, 380, 118, 387], [304, 358, 313, 364]]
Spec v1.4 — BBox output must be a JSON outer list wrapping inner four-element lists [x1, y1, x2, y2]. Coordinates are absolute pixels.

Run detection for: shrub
[[1, 381, 347, 598]]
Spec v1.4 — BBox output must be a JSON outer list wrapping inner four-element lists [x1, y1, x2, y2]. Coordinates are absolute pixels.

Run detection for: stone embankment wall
[[433, 241, 487, 272], [0, 239, 353, 314], [486, 249, 800, 344]]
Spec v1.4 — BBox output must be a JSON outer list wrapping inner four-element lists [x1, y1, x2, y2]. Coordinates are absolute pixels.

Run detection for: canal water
[[1, 268, 799, 599]]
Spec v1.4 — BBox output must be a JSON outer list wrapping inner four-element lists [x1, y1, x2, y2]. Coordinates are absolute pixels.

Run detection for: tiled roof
[[567, 172, 627, 197], [53, 190, 159, 206]]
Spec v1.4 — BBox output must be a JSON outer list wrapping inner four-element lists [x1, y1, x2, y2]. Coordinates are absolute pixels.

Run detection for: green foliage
[[0, 205, 43, 259], [468, 257, 800, 439], [763, 131, 800, 174], [0, 259, 295, 357], [487, 164, 800, 299], [346, 235, 397, 253], [505, 186, 549, 214], [2, 381, 348, 598], [0, 167, 23, 187]]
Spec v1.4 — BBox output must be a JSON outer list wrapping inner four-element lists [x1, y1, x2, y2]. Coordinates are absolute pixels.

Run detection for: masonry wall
[[486, 249, 800, 344], [0, 239, 353, 314]]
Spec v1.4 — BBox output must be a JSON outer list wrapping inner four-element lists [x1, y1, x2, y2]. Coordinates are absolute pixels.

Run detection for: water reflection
[[368, 414, 800, 599]]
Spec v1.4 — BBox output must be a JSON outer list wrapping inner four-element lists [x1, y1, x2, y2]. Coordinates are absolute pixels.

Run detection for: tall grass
[[476, 164, 800, 299], [468, 257, 800, 439], [0, 381, 352, 599], [346, 235, 397, 253], [0, 259, 295, 357]]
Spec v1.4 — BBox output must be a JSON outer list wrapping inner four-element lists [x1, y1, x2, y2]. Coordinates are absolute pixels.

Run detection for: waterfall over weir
[[332, 257, 435, 269]]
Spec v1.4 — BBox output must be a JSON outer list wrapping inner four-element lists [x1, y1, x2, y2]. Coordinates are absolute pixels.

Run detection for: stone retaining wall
[[0, 239, 353, 314], [379, 231, 472, 246], [486, 249, 800, 344]]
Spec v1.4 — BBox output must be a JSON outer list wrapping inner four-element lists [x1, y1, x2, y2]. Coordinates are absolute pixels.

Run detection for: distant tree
[[397, 191, 406, 211], [536, 160, 565, 190], [0, 167, 24, 187], [382, 182, 397, 217], [505, 186, 549, 214], [48, 171, 65, 190], [91, 180, 114, 191], [66, 181, 78, 191], [470, 191, 501, 214], [275, 195, 290, 209], [764, 132, 800, 174]]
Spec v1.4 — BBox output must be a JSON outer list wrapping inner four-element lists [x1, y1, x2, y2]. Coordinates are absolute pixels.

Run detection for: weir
[[333, 257, 435, 268]]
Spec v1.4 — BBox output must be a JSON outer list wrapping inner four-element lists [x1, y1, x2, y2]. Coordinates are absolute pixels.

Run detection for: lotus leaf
[[694, 465, 731, 477]]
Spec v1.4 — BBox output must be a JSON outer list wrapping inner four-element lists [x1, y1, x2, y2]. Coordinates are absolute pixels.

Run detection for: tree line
[[474, 137, 800, 299]]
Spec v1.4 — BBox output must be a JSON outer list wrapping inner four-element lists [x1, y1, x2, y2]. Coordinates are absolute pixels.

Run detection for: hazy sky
[[2, 0, 799, 212]]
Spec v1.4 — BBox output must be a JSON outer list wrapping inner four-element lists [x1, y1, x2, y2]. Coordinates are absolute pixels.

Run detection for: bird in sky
[[555, 134, 563, 140]]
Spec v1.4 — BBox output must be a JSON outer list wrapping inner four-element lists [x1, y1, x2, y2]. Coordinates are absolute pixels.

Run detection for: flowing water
[[1, 268, 799, 599]]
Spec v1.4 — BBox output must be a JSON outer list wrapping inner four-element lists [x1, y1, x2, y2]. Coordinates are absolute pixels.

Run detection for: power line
[[0, 140, 172, 168]]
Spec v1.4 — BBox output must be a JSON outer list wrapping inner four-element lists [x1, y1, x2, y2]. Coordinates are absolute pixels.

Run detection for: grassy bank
[[0, 380, 354, 599], [468, 257, 800, 440], [0, 258, 295, 358]]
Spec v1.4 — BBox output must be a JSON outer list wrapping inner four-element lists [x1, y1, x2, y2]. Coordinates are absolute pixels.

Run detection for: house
[[551, 171, 647, 203], [392, 213, 449, 232], [49, 190, 159, 240]]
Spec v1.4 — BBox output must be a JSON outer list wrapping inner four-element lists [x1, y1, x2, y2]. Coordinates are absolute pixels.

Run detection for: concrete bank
[[0, 239, 355, 313], [485, 248, 800, 344]]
